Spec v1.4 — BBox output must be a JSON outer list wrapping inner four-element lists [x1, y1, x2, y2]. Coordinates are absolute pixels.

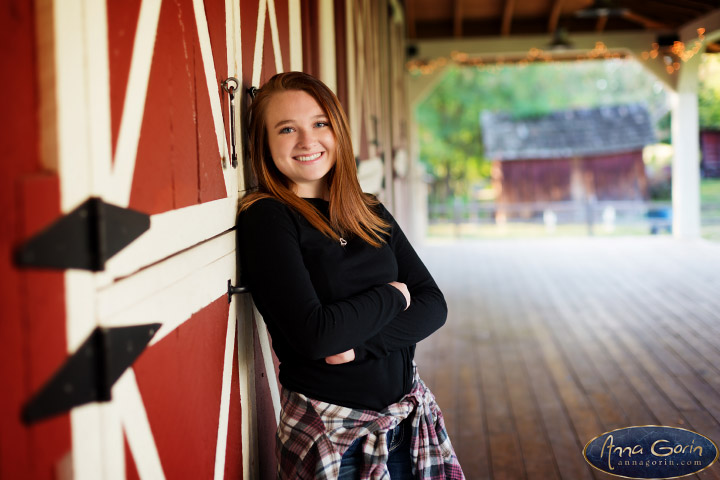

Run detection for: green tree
[[699, 53, 720, 129], [416, 58, 669, 206]]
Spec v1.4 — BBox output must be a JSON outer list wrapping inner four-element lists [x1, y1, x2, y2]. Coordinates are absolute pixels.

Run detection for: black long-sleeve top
[[238, 197, 447, 411]]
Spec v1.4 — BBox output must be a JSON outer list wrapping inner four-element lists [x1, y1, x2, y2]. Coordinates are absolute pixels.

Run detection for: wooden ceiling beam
[[621, 11, 670, 30], [548, 0, 564, 33], [638, 1, 705, 17], [454, 0, 463, 37], [501, 0, 515, 36]]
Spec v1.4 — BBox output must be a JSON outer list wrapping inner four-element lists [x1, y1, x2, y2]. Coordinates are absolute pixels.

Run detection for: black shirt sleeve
[[355, 204, 448, 359], [238, 198, 408, 360]]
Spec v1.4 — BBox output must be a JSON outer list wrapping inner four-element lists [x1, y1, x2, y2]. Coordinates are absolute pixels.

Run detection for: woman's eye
[[279, 127, 294, 134], [315, 121, 329, 128]]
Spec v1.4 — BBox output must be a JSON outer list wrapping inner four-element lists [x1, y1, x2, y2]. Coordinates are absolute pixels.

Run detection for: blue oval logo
[[584, 426, 718, 479]]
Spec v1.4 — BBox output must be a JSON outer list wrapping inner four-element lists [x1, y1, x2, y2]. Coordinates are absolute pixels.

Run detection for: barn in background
[[701, 129, 720, 177], [481, 104, 655, 219], [0, 1, 410, 479]]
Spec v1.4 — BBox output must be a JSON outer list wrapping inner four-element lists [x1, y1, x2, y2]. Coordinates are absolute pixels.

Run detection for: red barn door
[[1, 0, 301, 479]]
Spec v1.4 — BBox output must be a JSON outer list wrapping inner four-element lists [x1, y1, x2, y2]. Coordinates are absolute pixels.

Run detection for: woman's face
[[264, 90, 337, 199]]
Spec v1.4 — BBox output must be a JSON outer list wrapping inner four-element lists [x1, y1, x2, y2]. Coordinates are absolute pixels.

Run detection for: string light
[[407, 28, 707, 76], [639, 27, 706, 74]]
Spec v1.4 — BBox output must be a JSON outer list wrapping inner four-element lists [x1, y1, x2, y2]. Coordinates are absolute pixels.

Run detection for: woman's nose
[[296, 129, 317, 148]]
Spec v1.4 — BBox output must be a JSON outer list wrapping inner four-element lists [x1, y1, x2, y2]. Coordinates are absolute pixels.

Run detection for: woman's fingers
[[325, 349, 355, 365], [388, 281, 411, 310]]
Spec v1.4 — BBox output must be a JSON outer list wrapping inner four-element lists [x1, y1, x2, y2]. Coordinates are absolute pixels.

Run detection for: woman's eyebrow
[[273, 114, 327, 129], [274, 119, 294, 129]]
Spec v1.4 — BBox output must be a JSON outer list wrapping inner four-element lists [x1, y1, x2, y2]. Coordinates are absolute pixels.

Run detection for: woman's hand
[[325, 349, 355, 365], [389, 281, 411, 310]]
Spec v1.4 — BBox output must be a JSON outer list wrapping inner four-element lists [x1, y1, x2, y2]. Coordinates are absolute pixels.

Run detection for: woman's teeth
[[295, 152, 322, 162]]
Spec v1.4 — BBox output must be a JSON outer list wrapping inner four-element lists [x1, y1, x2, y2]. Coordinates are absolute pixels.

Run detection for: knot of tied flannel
[[276, 365, 465, 479]]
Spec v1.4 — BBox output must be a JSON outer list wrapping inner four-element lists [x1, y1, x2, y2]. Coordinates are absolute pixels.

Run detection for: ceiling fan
[[575, 0, 629, 18], [574, 0, 669, 30]]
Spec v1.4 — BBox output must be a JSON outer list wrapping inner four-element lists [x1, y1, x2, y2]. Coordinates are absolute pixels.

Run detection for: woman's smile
[[294, 152, 324, 162]]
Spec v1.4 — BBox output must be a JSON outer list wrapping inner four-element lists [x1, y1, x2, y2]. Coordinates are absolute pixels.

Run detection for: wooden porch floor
[[415, 237, 720, 480]]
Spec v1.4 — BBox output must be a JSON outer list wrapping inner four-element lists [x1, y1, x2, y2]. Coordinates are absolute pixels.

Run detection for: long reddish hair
[[239, 72, 389, 247]]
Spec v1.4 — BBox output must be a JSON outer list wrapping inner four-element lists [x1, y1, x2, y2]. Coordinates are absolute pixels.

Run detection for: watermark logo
[[584, 426, 718, 479]]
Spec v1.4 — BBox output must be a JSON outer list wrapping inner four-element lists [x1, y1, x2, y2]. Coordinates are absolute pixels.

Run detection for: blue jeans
[[337, 420, 414, 479]]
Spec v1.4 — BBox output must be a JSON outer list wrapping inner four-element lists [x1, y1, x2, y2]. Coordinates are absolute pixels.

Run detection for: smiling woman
[[237, 72, 464, 479], [264, 90, 337, 199]]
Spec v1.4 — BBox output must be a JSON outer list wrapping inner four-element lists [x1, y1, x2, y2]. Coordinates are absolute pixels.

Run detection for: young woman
[[238, 72, 464, 479]]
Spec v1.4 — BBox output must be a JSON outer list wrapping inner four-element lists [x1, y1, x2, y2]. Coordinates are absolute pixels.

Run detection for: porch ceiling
[[405, 0, 720, 52]]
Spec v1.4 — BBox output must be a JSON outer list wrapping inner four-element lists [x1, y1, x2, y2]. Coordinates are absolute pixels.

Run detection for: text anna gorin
[[583, 426, 718, 479]]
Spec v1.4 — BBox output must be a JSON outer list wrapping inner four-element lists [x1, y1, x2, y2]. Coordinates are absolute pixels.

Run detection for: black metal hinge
[[15, 197, 150, 271], [22, 324, 161, 424]]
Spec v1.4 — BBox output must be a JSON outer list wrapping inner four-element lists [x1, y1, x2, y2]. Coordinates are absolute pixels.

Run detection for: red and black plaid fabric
[[276, 365, 465, 479]]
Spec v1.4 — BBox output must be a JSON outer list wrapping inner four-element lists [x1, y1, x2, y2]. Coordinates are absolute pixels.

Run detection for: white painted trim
[[65, 271, 98, 352], [252, 0, 268, 88], [251, 0, 285, 88], [101, 251, 235, 344], [267, 0, 285, 74], [54, 0, 91, 214], [110, 0, 163, 207], [237, 298, 257, 479], [84, 0, 112, 198], [318, 0, 337, 92], [671, 54, 702, 239], [70, 406, 104, 480], [98, 400, 125, 480], [192, 0, 233, 198], [97, 231, 234, 319], [213, 303, 237, 480], [116, 368, 166, 480], [97, 197, 236, 286], [53, 1, 106, 477], [252, 306, 281, 424], [225, 0, 235, 76], [288, 0, 303, 71]]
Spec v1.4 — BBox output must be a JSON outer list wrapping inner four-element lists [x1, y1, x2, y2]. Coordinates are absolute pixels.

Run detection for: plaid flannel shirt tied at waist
[[276, 364, 465, 479]]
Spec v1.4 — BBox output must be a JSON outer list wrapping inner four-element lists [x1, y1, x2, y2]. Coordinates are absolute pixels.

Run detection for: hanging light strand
[[407, 28, 707, 76]]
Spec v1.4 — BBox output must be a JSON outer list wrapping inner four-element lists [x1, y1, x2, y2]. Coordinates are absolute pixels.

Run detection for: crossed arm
[[239, 199, 446, 364]]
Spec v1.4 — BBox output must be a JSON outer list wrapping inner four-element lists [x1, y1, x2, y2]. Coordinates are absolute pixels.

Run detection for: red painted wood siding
[[128, 0, 228, 215], [0, 1, 72, 479], [498, 152, 648, 204]]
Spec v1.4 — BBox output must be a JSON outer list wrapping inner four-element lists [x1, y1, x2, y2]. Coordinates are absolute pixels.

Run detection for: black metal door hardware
[[14, 197, 150, 271], [222, 77, 240, 168], [227, 279, 249, 303], [22, 324, 160, 424]]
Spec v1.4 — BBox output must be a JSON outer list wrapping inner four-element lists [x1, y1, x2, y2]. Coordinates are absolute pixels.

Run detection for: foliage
[[701, 178, 720, 204], [699, 54, 720, 129], [416, 58, 669, 204]]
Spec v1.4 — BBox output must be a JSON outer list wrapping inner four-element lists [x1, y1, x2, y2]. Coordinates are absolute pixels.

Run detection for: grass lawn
[[701, 178, 720, 241], [427, 179, 720, 241], [701, 178, 720, 203], [426, 222, 659, 240]]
